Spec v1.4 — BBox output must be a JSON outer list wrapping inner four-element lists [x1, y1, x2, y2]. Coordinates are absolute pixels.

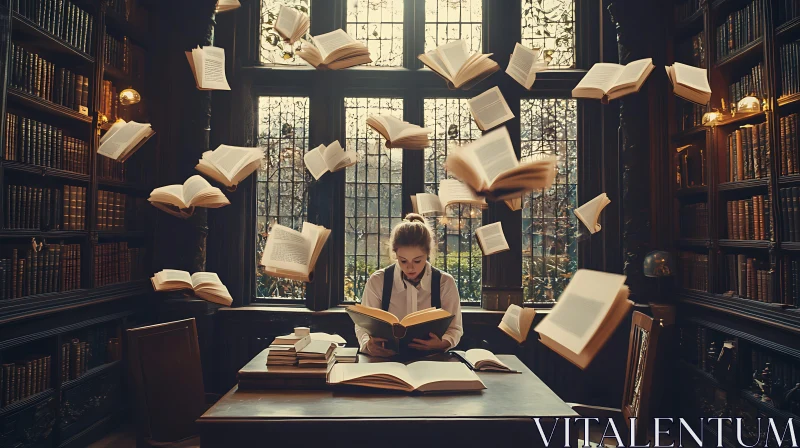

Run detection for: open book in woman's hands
[[151, 269, 233, 306], [346, 305, 454, 353], [366, 115, 431, 150], [195, 144, 264, 188], [296, 29, 372, 70], [149, 175, 230, 219], [418, 39, 500, 90], [260, 222, 331, 282]]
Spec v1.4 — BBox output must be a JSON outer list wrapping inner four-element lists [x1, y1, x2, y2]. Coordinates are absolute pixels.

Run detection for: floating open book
[[572, 58, 655, 103], [573, 192, 611, 235], [366, 115, 431, 150], [303, 140, 358, 180], [418, 40, 499, 89], [346, 304, 454, 353], [534, 269, 633, 369], [98, 120, 154, 162], [328, 361, 486, 393], [195, 144, 264, 188], [475, 222, 510, 256], [504, 197, 523, 211], [468, 86, 514, 131], [666, 63, 711, 105], [260, 222, 331, 282], [498, 304, 536, 343], [274, 5, 309, 44], [185, 45, 231, 91], [297, 29, 372, 70], [506, 43, 549, 90], [450, 349, 519, 373], [445, 127, 557, 201], [151, 269, 233, 306], [149, 175, 230, 219], [410, 179, 487, 216], [215, 0, 240, 13]]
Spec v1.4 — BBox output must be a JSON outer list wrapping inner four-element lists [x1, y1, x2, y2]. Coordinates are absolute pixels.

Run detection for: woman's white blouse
[[355, 261, 463, 355]]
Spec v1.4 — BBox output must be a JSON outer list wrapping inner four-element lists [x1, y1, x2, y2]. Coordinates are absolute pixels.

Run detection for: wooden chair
[[127, 318, 207, 448]]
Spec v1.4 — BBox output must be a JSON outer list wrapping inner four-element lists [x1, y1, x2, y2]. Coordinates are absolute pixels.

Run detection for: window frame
[[222, 0, 613, 310]]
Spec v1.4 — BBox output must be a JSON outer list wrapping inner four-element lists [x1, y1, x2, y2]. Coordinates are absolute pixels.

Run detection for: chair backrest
[[127, 318, 207, 444], [621, 311, 662, 445]]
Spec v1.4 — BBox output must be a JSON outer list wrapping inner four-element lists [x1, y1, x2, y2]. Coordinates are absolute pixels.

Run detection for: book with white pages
[[418, 39, 500, 90], [303, 140, 357, 180], [445, 126, 557, 201], [97, 120, 154, 162], [665, 63, 711, 105], [498, 304, 537, 343], [327, 361, 486, 393], [468, 86, 514, 131], [366, 115, 431, 150], [260, 222, 331, 282], [504, 197, 523, 211], [272, 332, 347, 346], [449, 349, 519, 373], [572, 58, 655, 102], [215, 0, 240, 12], [151, 269, 233, 306], [196, 144, 264, 188], [474, 222, 510, 256], [506, 43, 549, 90], [149, 175, 230, 219], [297, 29, 372, 70], [185, 45, 231, 90], [410, 179, 487, 216], [573, 193, 611, 235], [274, 5, 309, 44]]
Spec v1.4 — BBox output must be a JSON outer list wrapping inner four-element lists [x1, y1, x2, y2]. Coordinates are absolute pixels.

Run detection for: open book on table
[[498, 304, 536, 343], [366, 115, 431, 150], [346, 304, 454, 353], [573, 192, 611, 235], [98, 120, 154, 162], [149, 175, 230, 219], [410, 179, 487, 216], [328, 360, 485, 393], [506, 43, 549, 90], [449, 349, 519, 373], [185, 45, 231, 91], [303, 140, 357, 180], [274, 5, 309, 44], [445, 126, 557, 201], [534, 269, 633, 369], [475, 222, 510, 256], [297, 29, 372, 70], [260, 222, 331, 282], [418, 40, 499, 90], [665, 62, 711, 105], [468, 86, 514, 131], [572, 58, 654, 102], [151, 269, 233, 306], [196, 144, 264, 188]]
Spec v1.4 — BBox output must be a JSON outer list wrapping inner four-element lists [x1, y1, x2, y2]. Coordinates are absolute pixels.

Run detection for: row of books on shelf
[[680, 251, 709, 292], [777, 0, 800, 25], [728, 62, 764, 107], [97, 156, 129, 182], [9, 43, 90, 114], [4, 184, 86, 230], [780, 114, 799, 175], [723, 254, 773, 303], [675, 31, 705, 69], [3, 113, 89, 174], [780, 39, 800, 99], [0, 244, 81, 300], [726, 195, 771, 241], [93, 242, 145, 287], [0, 354, 50, 408], [106, 0, 149, 28], [679, 203, 708, 239], [677, 99, 705, 130], [725, 122, 770, 182], [674, 0, 701, 23], [778, 187, 800, 242], [96, 190, 146, 231], [11, 0, 93, 54], [60, 339, 90, 383], [716, 0, 763, 60], [782, 257, 800, 307], [100, 80, 121, 124], [103, 33, 144, 79], [676, 144, 705, 188]]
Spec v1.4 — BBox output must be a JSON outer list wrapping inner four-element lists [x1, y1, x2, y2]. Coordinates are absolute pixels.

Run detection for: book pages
[[499, 304, 536, 343], [437, 179, 486, 208], [312, 29, 355, 61], [436, 40, 470, 76], [186, 46, 230, 91], [468, 86, 514, 131], [475, 222, 510, 255], [303, 144, 329, 180], [573, 193, 611, 234], [97, 121, 152, 160], [506, 43, 548, 89], [261, 224, 312, 275], [410, 193, 444, 216], [471, 127, 519, 187]]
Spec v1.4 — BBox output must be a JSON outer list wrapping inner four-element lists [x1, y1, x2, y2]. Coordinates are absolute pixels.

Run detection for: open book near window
[[149, 175, 230, 219], [328, 361, 486, 393], [468, 86, 514, 131], [345, 305, 454, 353], [666, 63, 711, 105], [303, 140, 357, 180], [572, 58, 655, 103], [450, 349, 519, 373], [151, 269, 233, 306], [573, 192, 611, 235], [275, 5, 309, 44], [297, 29, 372, 70], [534, 269, 633, 369], [98, 120, 154, 162], [260, 222, 331, 283], [506, 43, 549, 90], [410, 179, 487, 216], [419, 40, 499, 90], [445, 126, 557, 201], [366, 115, 431, 150], [195, 144, 264, 188], [475, 222, 510, 256], [498, 304, 536, 343], [185, 45, 231, 91]]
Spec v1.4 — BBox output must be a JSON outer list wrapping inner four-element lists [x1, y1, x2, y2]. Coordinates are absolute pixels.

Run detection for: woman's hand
[[408, 333, 450, 352], [365, 337, 397, 357]]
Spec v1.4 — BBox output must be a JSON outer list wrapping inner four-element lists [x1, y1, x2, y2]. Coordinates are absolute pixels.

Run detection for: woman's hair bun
[[404, 213, 426, 224]]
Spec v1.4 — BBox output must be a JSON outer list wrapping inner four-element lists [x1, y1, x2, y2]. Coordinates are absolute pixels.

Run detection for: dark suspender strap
[[381, 265, 395, 311], [431, 267, 442, 309]]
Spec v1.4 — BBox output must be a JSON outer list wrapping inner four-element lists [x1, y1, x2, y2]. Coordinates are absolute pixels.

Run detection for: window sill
[[223, 305, 550, 315]]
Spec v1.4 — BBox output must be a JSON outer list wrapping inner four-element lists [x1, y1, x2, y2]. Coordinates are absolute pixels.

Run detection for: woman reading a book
[[355, 214, 463, 357]]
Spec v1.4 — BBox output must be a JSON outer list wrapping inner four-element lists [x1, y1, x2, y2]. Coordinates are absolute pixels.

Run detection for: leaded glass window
[[521, 0, 575, 68], [260, 0, 310, 65], [256, 96, 310, 299], [346, 0, 404, 67], [344, 97, 404, 302], [423, 98, 483, 301], [424, 0, 482, 53], [521, 98, 578, 303]]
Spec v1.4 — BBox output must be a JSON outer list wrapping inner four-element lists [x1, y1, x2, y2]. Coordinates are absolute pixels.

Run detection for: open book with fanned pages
[[274, 5, 309, 44], [151, 269, 232, 306], [328, 361, 485, 393], [260, 222, 331, 282], [346, 304, 454, 353], [195, 144, 264, 188], [297, 29, 372, 70], [367, 115, 431, 150], [572, 58, 654, 103], [418, 40, 499, 90], [149, 175, 230, 219]]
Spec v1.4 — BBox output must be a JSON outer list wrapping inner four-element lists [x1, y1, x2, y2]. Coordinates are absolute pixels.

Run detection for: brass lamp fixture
[[702, 110, 723, 127], [737, 94, 762, 113], [119, 87, 141, 106]]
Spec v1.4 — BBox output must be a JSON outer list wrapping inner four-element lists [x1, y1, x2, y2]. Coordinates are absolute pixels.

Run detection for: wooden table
[[198, 354, 578, 447]]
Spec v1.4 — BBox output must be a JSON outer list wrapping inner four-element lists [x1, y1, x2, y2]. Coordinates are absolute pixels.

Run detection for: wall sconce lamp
[[119, 88, 141, 106]]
